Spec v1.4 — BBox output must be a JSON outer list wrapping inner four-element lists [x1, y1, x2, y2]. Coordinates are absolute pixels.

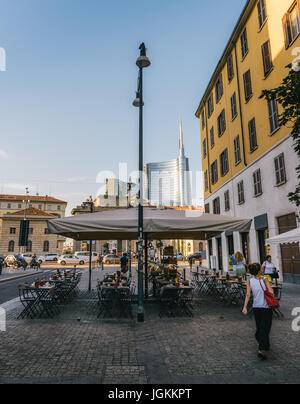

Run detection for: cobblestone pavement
[[0, 268, 299, 384]]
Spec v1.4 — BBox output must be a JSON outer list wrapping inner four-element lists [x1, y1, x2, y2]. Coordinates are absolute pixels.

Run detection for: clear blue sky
[[0, 0, 246, 213]]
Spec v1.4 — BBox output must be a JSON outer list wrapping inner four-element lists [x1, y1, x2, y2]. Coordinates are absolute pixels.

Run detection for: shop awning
[[48, 207, 252, 241], [266, 227, 300, 246]]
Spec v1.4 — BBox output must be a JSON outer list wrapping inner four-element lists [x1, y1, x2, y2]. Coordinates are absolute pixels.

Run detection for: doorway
[[216, 237, 223, 272]]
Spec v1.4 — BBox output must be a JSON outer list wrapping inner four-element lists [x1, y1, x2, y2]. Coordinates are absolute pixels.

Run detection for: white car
[[38, 253, 59, 263], [75, 252, 98, 262], [58, 255, 85, 266]]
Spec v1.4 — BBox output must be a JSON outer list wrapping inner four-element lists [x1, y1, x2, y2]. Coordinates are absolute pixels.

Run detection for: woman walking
[[243, 263, 274, 360], [262, 255, 278, 281]]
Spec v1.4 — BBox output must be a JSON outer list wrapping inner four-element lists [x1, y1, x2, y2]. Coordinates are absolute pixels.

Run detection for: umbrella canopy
[[266, 227, 300, 246], [48, 207, 251, 241]]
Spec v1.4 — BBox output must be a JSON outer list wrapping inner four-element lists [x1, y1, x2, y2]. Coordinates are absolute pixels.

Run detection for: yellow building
[[195, 0, 300, 283]]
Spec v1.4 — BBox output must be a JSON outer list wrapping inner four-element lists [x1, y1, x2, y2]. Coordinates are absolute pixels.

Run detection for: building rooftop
[[6, 207, 57, 217], [0, 194, 67, 204]]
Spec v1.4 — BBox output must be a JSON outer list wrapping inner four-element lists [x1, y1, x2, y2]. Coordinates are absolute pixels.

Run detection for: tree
[[260, 63, 300, 206]]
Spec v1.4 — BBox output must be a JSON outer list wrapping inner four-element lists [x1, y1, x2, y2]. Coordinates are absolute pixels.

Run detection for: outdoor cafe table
[[159, 285, 194, 317], [18, 285, 58, 319], [97, 285, 132, 318]]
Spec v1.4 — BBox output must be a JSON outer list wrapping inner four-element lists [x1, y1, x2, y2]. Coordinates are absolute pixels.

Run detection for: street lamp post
[[133, 43, 151, 323], [127, 177, 133, 279], [81, 197, 94, 292]]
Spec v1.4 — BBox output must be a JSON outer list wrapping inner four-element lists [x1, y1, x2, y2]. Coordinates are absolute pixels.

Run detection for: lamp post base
[[137, 311, 144, 323]]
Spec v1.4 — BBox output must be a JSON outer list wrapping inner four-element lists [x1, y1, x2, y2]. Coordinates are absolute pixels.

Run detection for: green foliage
[[260, 63, 300, 206]]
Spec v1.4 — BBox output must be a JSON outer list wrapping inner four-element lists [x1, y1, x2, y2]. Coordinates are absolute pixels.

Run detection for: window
[[224, 190, 230, 211], [227, 53, 234, 82], [18, 204, 22, 209], [57, 205, 61, 211], [8, 240, 14, 252], [268, 98, 279, 134], [205, 203, 210, 214], [253, 169, 263, 196], [274, 153, 287, 185], [234, 136, 241, 165], [10, 227, 16, 234], [43, 241, 50, 252], [237, 181, 245, 204], [44, 228, 50, 235], [203, 139, 207, 158], [202, 111, 205, 129], [210, 127, 215, 148], [7, 203, 11, 209], [231, 92, 238, 120], [217, 109, 226, 137], [48, 205, 51, 211], [283, 3, 300, 48], [248, 118, 258, 152], [261, 40, 273, 76], [241, 29, 248, 59], [207, 93, 214, 118], [211, 160, 218, 185], [213, 197, 221, 214], [215, 73, 223, 102], [204, 170, 208, 191], [220, 149, 229, 177], [29, 228, 33, 235], [29, 204, 32, 208], [26, 240, 32, 253], [257, 0, 267, 29], [243, 70, 252, 101], [38, 205, 42, 210]]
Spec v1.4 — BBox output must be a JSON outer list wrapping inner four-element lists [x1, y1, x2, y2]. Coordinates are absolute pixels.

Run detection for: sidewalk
[[0, 267, 300, 384], [0, 268, 43, 283]]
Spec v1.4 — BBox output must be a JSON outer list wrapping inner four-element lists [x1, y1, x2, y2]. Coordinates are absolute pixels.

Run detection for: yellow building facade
[[196, 0, 300, 283]]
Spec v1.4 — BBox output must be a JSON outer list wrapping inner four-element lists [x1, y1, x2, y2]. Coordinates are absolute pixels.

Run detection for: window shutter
[[282, 14, 289, 49]]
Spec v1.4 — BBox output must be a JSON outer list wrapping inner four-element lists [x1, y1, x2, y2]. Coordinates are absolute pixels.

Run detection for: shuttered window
[[224, 190, 230, 211], [268, 98, 279, 134], [237, 181, 245, 204], [215, 74, 223, 103], [282, 3, 300, 48], [217, 109, 226, 137], [241, 29, 248, 59], [211, 160, 218, 185], [243, 70, 252, 101], [227, 53, 234, 82], [253, 169, 263, 197], [203, 138, 207, 158], [204, 170, 208, 191], [210, 126, 215, 148], [234, 136, 241, 165], [202, 111, 205, 129], [257, 0, 267, 29], [248, 118, 258, 152], [207, 93, 214, 118], [213, 197, 220, 215], [262, 40, 273, 76], [205, 203, 210, 213], [274, 153, 287, 185], [220, 149, 229, 177], [231, 92, 237, 120]]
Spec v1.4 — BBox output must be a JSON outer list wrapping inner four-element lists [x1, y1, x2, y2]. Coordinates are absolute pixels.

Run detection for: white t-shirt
[[250, 278, 269, 309], [263, 261, 276, 275]]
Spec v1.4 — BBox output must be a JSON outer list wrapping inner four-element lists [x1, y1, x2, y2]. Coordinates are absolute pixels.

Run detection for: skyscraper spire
[[179, 114, 184, 156]]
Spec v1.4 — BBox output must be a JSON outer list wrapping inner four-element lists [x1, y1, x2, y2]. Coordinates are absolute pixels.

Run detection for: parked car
[[103, 254, 121, 265], [58, 255, 85, 266], [188, 253, 203, 264], [38, 253, 59, 263], [75, 252, 98, 262], [5, 254, 28, 269]]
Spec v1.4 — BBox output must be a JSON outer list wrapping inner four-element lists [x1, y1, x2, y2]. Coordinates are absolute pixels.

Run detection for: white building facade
[[205, 135, 299, 284]]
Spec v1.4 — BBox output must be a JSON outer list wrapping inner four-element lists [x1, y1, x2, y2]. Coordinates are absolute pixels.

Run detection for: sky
[[0, 0, 247, 214]]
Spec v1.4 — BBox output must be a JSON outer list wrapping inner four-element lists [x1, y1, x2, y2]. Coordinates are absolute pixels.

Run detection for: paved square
[[0, 268, 299, 384]]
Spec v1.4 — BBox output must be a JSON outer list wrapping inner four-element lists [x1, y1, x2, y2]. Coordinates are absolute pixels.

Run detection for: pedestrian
[[234, 251, 246, 278], [120, 253, 128, 274], [262, 255, 279, 281], [188, 256, 193, 271], [242, 263, 274, 360]]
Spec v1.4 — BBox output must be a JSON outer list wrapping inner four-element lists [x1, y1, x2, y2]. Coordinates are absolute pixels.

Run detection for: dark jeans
[[253, 308, 273, 351]]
